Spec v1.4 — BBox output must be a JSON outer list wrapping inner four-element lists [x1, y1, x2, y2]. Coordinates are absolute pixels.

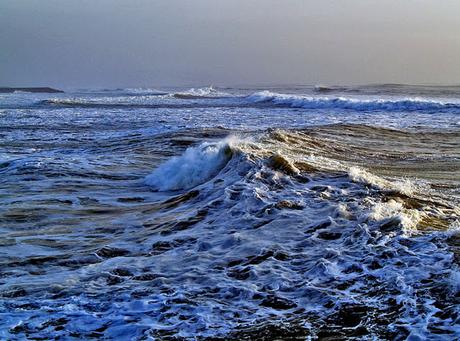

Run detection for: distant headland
[[0, 87, 64, 93]]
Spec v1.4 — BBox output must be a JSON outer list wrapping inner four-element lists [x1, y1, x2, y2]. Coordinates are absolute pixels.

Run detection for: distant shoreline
[[0, 87, 63, 93]]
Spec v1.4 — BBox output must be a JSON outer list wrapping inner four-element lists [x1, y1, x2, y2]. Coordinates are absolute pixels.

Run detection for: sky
[[1, 0, 460, 89]]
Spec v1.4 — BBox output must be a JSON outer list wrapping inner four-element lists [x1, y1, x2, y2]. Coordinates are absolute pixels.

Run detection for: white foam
[[4, 87, 460, 339], [449, 269, 460, 294], [247, 90, 459, 111], [174, 86, 231, 98], [145, 139, 235, 191], [367, 200, 422, 233], [349, 166, 415, 196], [123, 88, 166, 95], [447, 220, 460, 236]]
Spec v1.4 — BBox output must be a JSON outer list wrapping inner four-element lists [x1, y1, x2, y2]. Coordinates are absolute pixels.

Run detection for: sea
[[1, 84, 459, 339]]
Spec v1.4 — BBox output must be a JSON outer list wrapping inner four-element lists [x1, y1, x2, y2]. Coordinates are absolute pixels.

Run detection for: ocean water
[[0, 84, 459, 339]]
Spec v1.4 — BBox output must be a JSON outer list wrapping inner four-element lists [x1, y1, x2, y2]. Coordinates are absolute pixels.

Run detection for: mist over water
[[0, 85, 459, 339]]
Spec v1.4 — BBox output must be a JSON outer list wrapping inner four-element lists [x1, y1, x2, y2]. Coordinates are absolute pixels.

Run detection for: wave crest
[[173, 86, 230, 99], [247, 91, 460, 112], [349, 166, 416, 196], [145, 139, 235, 191]]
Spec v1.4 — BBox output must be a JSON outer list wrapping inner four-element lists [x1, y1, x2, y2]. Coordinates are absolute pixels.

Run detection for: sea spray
[[145, 139, 235, 191], [247, 90, 460, 112], [349, 166, 416, 196]]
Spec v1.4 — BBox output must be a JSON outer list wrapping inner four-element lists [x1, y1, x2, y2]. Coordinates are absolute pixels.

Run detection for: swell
[[22, 87, 460, 113], [248, 91, 460, 112], [2, 123, 460, 339], [140, 126, 460, 338], [264, 125, 460, 204], [144, 125, 459, 228], [35, 100, 254, 110]]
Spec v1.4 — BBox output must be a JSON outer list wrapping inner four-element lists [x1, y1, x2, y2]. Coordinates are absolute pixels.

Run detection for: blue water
[[0, 85, 459, 339]]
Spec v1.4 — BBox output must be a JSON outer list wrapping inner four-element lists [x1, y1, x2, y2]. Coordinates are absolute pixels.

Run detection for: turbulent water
[[1, 84, 460, 340]]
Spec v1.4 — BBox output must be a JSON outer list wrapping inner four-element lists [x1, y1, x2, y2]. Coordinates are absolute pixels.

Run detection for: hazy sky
[[1, 0, 460, 88]]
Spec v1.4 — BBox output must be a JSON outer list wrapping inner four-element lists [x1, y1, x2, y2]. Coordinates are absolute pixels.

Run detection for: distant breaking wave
[[122, 88, 168, 96], [247, 91, 460, 112], [36, 87, 233, 107], [172, 86, 231, 99], [29, 88, 460, 113]]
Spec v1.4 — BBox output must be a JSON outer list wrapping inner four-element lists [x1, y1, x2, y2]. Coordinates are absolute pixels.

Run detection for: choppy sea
[[1, 84, 459, 339]]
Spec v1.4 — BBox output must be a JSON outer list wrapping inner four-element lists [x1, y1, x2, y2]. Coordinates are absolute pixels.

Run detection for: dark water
[[0, 85, 459, 339]]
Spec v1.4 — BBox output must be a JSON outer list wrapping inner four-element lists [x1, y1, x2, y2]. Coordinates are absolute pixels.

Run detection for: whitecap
[[247, 90, 460, 112], [145, 139, 235, 191], [349, 166, 415, 196]]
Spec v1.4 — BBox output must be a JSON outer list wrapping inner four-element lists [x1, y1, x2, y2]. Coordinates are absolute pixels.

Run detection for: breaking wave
[[145, 139, 235, 191], [29, 88, 460, 114], [247, 90, 460, 112], [172, 86, 231, 99], [3, 83, 460, 339], [141, 129, 460, 337], [37, 87, 234, 108], [348, 166, 417, 196]]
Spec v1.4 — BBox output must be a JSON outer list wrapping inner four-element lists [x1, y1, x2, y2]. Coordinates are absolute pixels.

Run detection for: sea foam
[[349, 166, 415, 196], [173, 86, 231, 99], [145, 139, 234, 191], [247, 90, 460, 112]]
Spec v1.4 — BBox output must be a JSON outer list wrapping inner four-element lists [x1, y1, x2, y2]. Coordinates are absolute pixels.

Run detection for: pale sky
[[1, 0, 460, 88]]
